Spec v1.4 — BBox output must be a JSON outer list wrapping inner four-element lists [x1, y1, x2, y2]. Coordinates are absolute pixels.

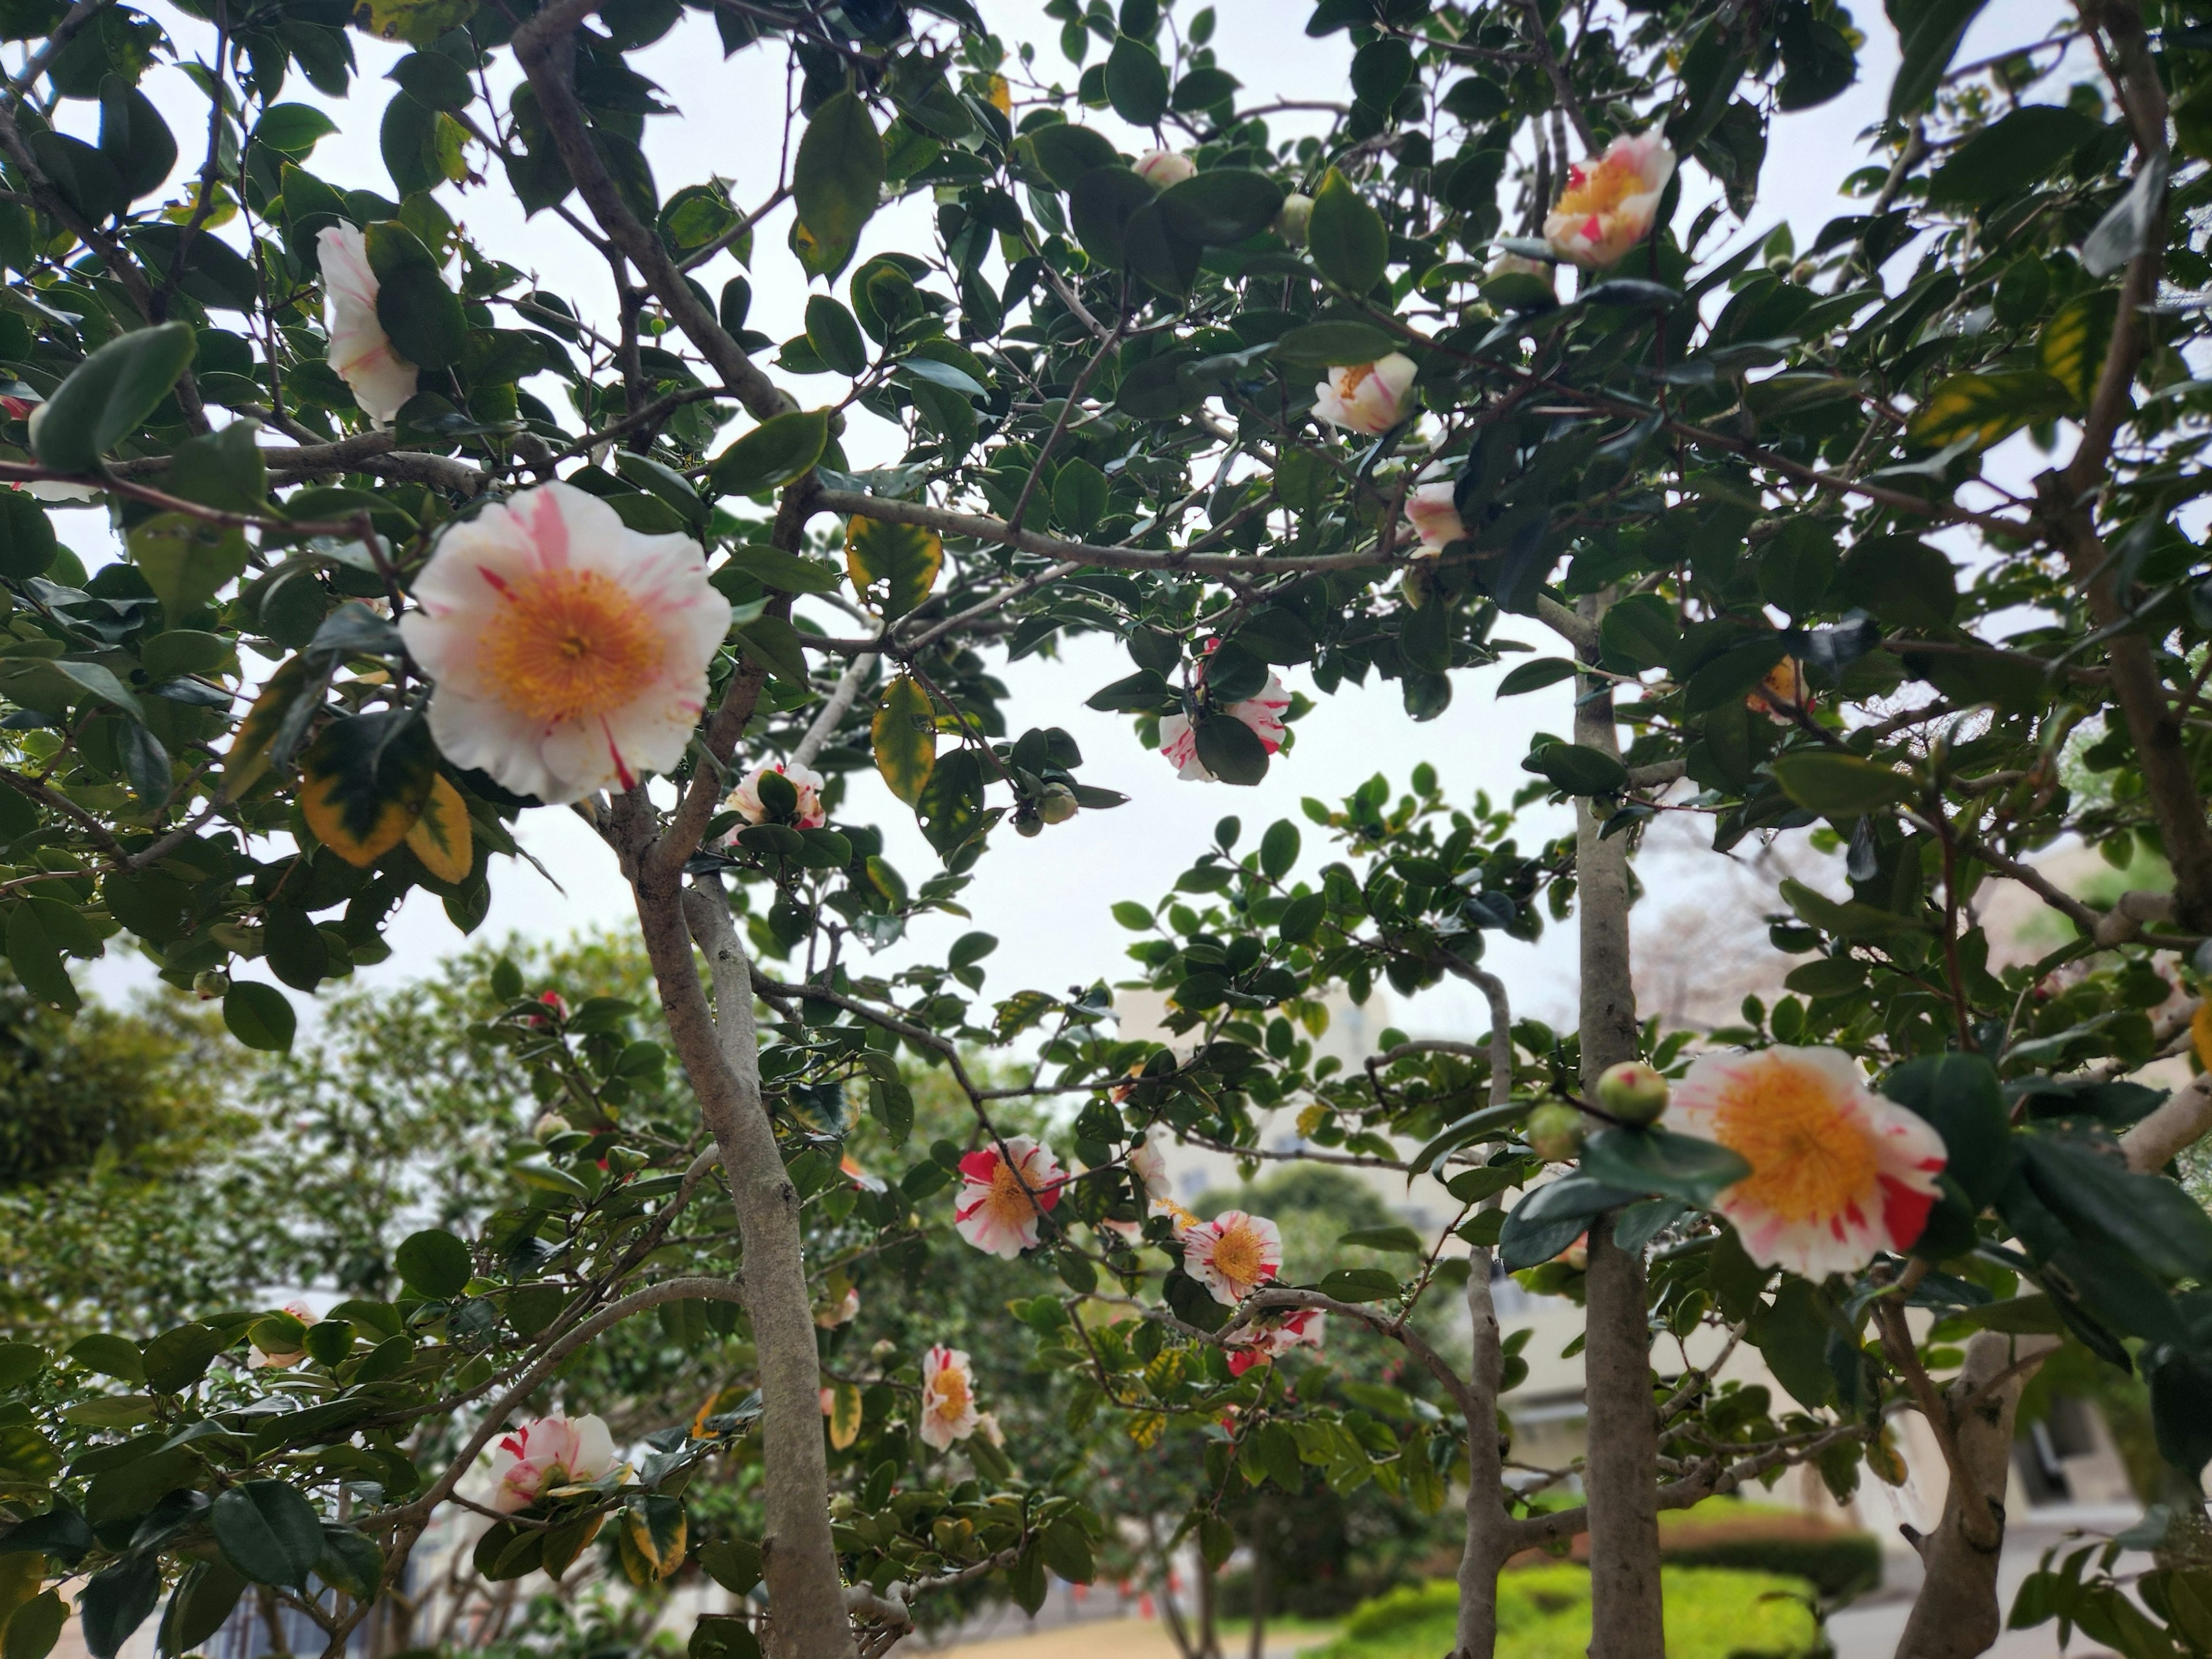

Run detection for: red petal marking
[[958, 1148, 1001, 1184], [603, 719, 637, 790], [1226, 1349, 1263, 1377], [1582, 214, 1602, 240], [479, 565, 514, 598], [1881, 1175, 1936, 1250], [525, 486, 572, 569], [1567, 165, 1587, 187]]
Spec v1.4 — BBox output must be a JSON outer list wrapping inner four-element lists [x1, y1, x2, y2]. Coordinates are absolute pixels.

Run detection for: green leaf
[[1496, 657, 1578, 697], [1523, 741, 1627, 797], [211, 1481, 324, 1589], [1051, 458, 1109, 535], [2018, 1137, 2212, 1283], [1278, 892, 1325, 944], [128, 513, 248, 619], [731, 616, 810, 685], [804, 294, 868, 376], [1027, 123, 1119, 191], [4, 903, 78, 1015], [2039, 288, 2119, 408], [1066, 166, 1157, 267], [1194, 715, 1270, 785], [1104, 36, 1169, 126], [31, 321, 196, 475], [914, 747, 989, 859], [1886, 0, 1988, 118], [0, 1342, 41, 1391], [1308, 168, 1387, 294], [78, 1554, 159, 1659], [1578, 1126, 1751, 1206], [66, 1332, 145, 1384], [698, 1538, 763, 1597], [844, 516, 942, 620], [6, 1590, 66, 1659], [161, 1559, 246, 1654], [691, 1616, 763, 1659], [1498, 1175, 1645, 1270], [253, 101, 340, 156], [373, 263, 466, 372], [1259, 818, 1300, 880], [1599, 592, 1680, 672], [1905, 370, 2073, 452], [0, 492, 56, 581], [223, 981, 295, 1052], [793, 92, 884, 253], [872, 674, 937, 807], [97, 76, 176, 199], [717, 544, 842, 594], [1923, 105, 2099, 207], [393, 1227, 472, 1298], [1884, 1053, 2010, 1206], [1769, 751, 1912, 819], [1273, 320, 1399, 366], [709, 410, 829, 497], [141, 1323, 223, 1393], [1838, 535, 1957, 630], [1313, 1267, 1404, 1301], [387, 53, 472, 113], [1155, 169, 1284, 245]]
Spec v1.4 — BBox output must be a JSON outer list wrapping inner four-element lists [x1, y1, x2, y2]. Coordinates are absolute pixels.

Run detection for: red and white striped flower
[[1666, 1046, 1947, 1278], [919, 1345, 980, 1450], [1226, 1308, 1325, 1377], [317, 223, 418, 426], [249, 1300, 319, 1369], [1158, 645, 1291, 783], [1183, 1210, 1282, 1305], [1543, 132, 1675, 270], [1128, 1131, 1172, 1200], [1134, 149, 1196, 187], [952, 1135, 1065, 1258], [1314, 353, 1416, 436], [489, 1413, 616, 1513], [399, 482, 730, 806]]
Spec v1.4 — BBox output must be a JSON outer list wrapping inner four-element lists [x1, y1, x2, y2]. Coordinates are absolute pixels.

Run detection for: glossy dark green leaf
[[393, 1226, 472, 1298], [708, 410, 829, 497], [32, 321, 196, 475], [374, 263, 465, 370], [223, 981, 295, 1052], [1274, 320, 1397, 366], [1578, 1126, 1751, 1206], [212, 1481, 324, 1588], [97, 75, 176, 199], [1523, 741, 1627, 797], [0, 491, 56, 580], [1105, 35, 1168, 125], [1156, 169, 1284, 245], [253, 100, 340, 155], [1495, 657, 1578, 697], [162, 1558, 248, 1653], [141, 1323, 223, 1393], [804, 294, 868, 376], [1499, 1175, 1643, 1269], [717, 543, 842, 594], [1923, 105, 2099, 208], [1885, 0, 1987, 117], [792, 91, 884, 253], [1194, 715, 1270, 785], [1027, 122, 1119, 191], [78, 1552, 160, 1659], [1308, 167, 1386, 293], [1769, 752, 1912, 819]]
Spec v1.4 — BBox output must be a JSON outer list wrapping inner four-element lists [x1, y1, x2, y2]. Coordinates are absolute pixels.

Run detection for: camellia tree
[[5, 1, 2212, 1658]]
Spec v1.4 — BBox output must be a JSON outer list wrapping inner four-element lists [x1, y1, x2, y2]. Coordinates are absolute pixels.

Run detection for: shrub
[[1313, 1567, 1823, 1659]]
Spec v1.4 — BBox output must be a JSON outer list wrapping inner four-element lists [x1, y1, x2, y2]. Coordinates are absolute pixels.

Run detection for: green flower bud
[[1275, 192, 1313, 245], [1038, 783, 1079, 824], [1526, 1101, 1585, 1162], [1596, 1060, 1669, 1126]]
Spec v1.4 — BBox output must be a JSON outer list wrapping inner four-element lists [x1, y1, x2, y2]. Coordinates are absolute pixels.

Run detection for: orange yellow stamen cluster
[[1709, 1060, 1875, 1224], [482, 568, 665, 724]]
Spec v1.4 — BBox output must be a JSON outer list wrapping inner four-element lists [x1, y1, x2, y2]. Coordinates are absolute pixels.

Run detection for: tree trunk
[[660, 885, 855, 1659], [1245, 1501, 1268, 1659], [1894, 1332, 2035, 1659], [1573, 633, 1665, 1659], [1452, 963, 1517, 1659]]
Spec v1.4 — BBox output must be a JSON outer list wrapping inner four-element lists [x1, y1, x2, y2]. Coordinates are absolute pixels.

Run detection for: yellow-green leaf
[[130, 512, 248, 619], [404, 772, 473, 883], [871, 675, 937, 806], [223, 654, 320, 800], [2038, 289, 2120, 409], [299, 711, 435, 868], [827, 1381, 862, 1450], [1904, 369, 2072, 452], [845, 516, 941, 620], [351, 0, 473, 44]]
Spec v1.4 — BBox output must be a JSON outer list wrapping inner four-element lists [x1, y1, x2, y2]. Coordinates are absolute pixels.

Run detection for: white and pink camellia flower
[[1666, 1046, 1946, 1279], [1134, 149, 1197, 187], [249, 1300, 320, 1369], [919, 1345, 981, 1450], [953, 1135, 1065, 1258], [1543, 132, 1676, 270], [725, 760, 827, 831], [815, 1286, 861, 1329], [1226, 1308, 1325, 1377], [489, 1413, 616, 1513], [317, 223, 419, 426], [1127, 1131, 1172, 1200], [1158, 642, 1291, 783], [1313, 353, 1417, 436], [1183, 1210, 1283, 1306], [399, 481, 731, 806], [1403, 482, 1466, 556], [975, 1411, 1006, 1449]]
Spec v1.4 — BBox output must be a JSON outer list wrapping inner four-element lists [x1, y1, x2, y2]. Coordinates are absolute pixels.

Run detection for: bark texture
[[1453, 966, 1517, 1659], [671, 888, 855, 1659], [1572, 634, 1665, 1659], [1894, 1332, 2033, 1659]]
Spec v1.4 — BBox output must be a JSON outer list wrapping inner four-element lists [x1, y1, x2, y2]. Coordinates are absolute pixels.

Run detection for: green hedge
[[1664, 1532, 1883, 1600]]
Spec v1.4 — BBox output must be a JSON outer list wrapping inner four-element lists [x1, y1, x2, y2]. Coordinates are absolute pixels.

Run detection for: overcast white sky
[[58, 0, 2088, 1035]]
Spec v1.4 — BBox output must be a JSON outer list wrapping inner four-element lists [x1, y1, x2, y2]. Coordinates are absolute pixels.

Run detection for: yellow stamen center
[[1710, 1058, 1877, 1224], [482, 568, 664, 724], [984, 1158, 1035, 1228], [1210, 1222, 1266, 1287], [1556, 156, 1643, 219], [930, 1366, 970, 1419]]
